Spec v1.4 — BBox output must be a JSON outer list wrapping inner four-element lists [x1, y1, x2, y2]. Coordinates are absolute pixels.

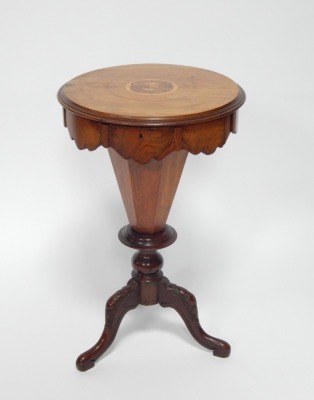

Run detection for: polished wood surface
[[64, 109, 234, 163], [76, 228, 230, 372], [109, 148, 187, 234], [58, 64, 245, 126], [58, 64, 245, 371]]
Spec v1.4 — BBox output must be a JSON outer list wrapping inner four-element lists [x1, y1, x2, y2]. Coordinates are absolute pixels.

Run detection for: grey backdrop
[[1, 0, 313, 399]]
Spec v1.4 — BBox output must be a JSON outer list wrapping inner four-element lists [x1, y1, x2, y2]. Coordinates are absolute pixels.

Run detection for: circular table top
[[58, 64, 245, 127]]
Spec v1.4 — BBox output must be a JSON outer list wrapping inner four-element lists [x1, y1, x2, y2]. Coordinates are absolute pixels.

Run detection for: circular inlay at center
[[126, 79, 177, 95]]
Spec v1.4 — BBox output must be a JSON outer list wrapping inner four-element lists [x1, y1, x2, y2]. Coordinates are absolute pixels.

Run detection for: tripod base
[[76, 226, 230, 372]]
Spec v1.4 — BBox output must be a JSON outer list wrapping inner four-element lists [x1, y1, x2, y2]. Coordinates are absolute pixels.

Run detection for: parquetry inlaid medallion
[[125, 79, 177, 95]]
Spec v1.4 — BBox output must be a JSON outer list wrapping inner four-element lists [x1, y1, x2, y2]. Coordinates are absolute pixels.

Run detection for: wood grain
[[64, 109, 236, 163], [109, 148, 188, 234], [58, 64, 245, 127]]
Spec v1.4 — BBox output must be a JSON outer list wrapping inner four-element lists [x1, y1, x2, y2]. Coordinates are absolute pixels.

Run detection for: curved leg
[[159, 277, 230, 357], [76, 279, 140, 371]]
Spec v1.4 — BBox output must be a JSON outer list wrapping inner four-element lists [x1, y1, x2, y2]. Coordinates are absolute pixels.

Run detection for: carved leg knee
[[76, 279, 140, 371], [159, 277, 230, 357]]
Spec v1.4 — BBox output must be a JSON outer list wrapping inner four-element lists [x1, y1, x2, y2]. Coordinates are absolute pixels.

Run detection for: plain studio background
[[1, 0, 313, 398]]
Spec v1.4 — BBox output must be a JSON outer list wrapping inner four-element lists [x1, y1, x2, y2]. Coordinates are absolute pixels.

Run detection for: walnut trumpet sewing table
[[57, 64, 245, 371]]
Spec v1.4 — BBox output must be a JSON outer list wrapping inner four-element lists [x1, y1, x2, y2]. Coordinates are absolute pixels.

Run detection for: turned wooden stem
[[119, 225, 176, 306]]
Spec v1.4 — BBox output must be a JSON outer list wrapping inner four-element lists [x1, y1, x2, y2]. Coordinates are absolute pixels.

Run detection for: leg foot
[[76, 279, 140, 371], [159, 277, 230, 357]]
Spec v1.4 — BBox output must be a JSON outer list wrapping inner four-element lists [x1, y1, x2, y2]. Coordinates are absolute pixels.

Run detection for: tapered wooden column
[[109, 148, 188, 234]]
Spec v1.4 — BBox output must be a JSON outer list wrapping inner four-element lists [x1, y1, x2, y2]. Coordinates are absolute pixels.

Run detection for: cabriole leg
[[76, 279, 140, 371], [159, 277, 230, 357]]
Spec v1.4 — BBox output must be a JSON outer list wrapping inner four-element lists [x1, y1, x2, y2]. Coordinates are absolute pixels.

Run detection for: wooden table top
[[58, 64, 245, 127]]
